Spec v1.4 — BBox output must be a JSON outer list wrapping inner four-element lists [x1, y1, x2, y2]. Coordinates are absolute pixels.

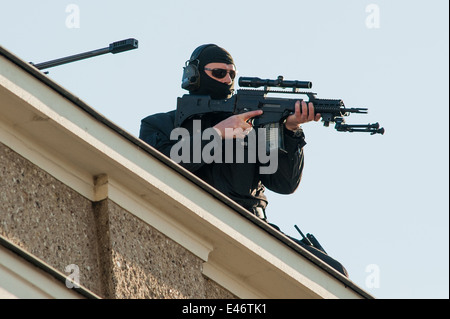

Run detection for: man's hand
[[285, 101, 321, 131], [213, 110, 263, 139]]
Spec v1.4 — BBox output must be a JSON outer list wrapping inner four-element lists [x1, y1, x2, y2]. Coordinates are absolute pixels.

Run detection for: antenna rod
[[32, 38, 138, 70], [294, 225, 313, 246]]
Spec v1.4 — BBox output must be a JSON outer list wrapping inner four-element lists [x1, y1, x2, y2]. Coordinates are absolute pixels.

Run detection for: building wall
[[0, 141, 235, 299]]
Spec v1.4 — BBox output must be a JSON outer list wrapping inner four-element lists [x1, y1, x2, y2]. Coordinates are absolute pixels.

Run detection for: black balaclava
[[191, 45, 235, 100]]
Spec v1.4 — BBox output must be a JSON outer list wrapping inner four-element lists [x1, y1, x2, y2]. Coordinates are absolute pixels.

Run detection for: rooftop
[[0, 45, 373, 299]]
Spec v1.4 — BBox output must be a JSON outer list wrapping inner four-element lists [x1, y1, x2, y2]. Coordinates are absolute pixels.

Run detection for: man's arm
[[140, 112, 177, 158], [259, 101, 317, 194], [139, 111, 212, 173], [260, 126, 306, 194]]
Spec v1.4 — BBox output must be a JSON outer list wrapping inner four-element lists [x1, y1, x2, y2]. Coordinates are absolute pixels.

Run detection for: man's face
[[203, 63, 236, 85]]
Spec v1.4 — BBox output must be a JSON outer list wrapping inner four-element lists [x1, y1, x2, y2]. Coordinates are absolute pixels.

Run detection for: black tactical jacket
[[139, 110, 306, 214]]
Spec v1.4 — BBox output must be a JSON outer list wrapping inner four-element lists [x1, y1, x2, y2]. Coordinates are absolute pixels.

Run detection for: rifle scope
[[239, 75, 312, 89]]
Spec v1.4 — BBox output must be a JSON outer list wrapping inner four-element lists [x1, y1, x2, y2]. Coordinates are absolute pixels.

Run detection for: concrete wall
[[0, 141, 235, 299]]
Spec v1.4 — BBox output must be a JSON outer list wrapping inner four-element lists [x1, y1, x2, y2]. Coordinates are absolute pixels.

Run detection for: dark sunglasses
[[204, 68, 237, 80]]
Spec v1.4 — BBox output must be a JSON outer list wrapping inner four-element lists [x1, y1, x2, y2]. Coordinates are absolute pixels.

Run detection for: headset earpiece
[[181, 44, 217, 91], [181, 59, 201, 91]]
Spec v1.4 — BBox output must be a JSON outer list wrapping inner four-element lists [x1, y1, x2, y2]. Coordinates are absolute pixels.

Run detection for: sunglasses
[[204, 68, 237, 80]]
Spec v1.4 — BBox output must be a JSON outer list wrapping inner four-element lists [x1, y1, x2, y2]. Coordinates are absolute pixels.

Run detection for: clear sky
[[1, 0, 448, 299]]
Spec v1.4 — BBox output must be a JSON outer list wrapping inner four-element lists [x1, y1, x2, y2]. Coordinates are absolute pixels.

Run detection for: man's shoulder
[[141, 110, 176, 128]]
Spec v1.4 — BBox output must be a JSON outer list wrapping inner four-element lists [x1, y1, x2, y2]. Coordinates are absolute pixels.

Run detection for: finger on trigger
[[240, 110, 263, 121]]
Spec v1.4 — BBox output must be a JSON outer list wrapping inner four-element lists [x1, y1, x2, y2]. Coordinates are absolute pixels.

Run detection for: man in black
[[139, 44, 349, 277], [139, 44, 320, 219]]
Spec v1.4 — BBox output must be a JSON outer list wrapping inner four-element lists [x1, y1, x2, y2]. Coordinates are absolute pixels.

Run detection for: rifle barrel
[[32, 38, 138, 70], [33, 47, 110, 70], [343, 107, 368, 114]]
